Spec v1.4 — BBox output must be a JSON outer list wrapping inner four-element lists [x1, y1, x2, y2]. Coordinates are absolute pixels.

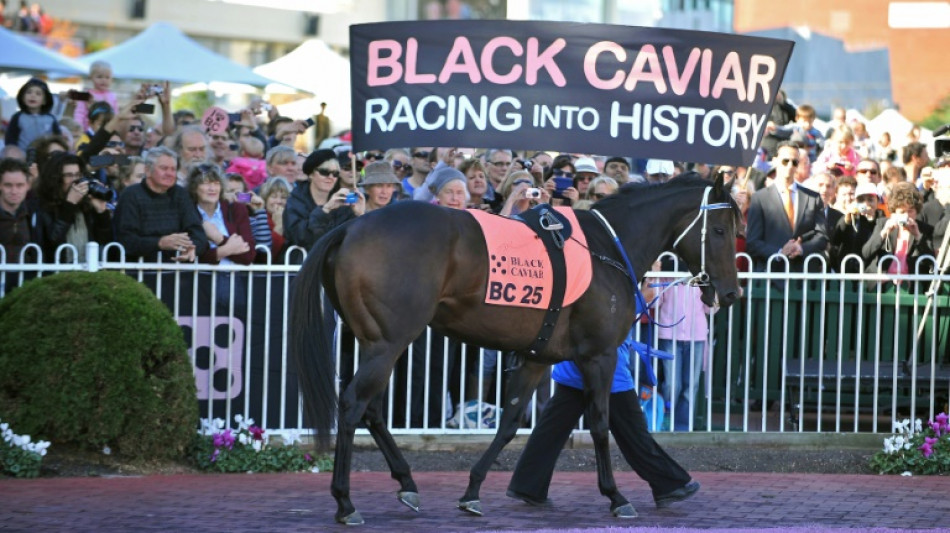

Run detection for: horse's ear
[[713, 169, 727, 198]]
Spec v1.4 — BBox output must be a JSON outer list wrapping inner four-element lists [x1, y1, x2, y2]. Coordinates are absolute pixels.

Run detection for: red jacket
[[199, 200, 257, 265]]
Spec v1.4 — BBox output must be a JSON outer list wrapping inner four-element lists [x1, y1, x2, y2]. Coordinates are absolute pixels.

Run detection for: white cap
[[645, 159, 675, 176], [855, 182, 880, 199]]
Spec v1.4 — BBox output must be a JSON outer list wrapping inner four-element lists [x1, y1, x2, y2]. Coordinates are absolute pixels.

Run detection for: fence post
[[85, 242, 100, 273]]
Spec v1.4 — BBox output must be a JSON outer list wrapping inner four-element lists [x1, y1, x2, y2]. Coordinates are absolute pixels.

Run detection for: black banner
[[350, 21, 794, 166]]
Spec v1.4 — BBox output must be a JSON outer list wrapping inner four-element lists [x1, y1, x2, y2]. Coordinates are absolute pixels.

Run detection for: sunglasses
[[317, 168, 341, 179], [575, 175, 594, 182], [780, 158, 799, 167], [412, 151, 430, 159], [489, 161, 510, 167], [106, 140, 125, 148], [719, 169, 736, 177], [513, 179, 533, 186], [391, 160, 407, 170], [364, 152, 384, 161], [552, 169, 573, 179], [128, 125, 144, 132], [857, 168, 879, 175]]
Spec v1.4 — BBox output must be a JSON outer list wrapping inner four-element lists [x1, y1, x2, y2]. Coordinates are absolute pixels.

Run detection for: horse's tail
[[289, 224, 348, 452]]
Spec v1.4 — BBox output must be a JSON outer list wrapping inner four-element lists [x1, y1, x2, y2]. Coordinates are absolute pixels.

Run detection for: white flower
[[901, 471, 913, 476], [310, 466, 321, 473], [283, 430, 303, 445], [883, 437, 897, 454], [102, 446, 111, 455], [238, 433, 250, 446], [234, 414, 244, 424], [0, 422, 8, 432], [914, 419, 923, 433], [894, 435, 905, 449], [252, 440, 263, 452]]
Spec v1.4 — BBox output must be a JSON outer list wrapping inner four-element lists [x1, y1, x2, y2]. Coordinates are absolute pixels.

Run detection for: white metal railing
[[2, 243, 949, 437]]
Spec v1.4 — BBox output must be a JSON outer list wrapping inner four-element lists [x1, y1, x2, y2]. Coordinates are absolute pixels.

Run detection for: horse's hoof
[[458, 499, 482, 516], [336, 510, 364, 526], [611, 503, 638, 518], [397, 491, 421, 512]]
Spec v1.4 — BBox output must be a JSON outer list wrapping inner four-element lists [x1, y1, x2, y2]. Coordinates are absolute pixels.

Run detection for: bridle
[[590, 185, 732, 318], [670, 186, 733, 287]]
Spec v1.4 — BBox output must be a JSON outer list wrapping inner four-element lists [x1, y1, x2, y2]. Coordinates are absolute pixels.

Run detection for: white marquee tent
[[0, 25, 86, 75], [253, 39, 351, 128], [78, 22, 274, 86]]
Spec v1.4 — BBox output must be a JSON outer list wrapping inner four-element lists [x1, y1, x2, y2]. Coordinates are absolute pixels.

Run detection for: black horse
[[289, 172, 741, 525]]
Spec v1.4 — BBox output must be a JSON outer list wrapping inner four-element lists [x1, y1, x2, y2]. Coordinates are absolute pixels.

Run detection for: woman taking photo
[[34, 152, 113, 262], [284, 149, 364, 251]]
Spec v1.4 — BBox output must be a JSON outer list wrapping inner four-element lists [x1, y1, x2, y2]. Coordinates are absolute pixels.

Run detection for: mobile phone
[[227, 113, 241, 124], [67, 90, 92, 101], [229, 142, 239, 151], [26, 148, 36, 166], [236, 192, 252, 203], [552, 176, 572, 199], [304, 117, 315, 128], [132, 103, 155, 114]]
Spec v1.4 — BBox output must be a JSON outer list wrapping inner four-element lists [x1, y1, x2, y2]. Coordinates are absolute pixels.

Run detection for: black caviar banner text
[[350, 20, 794, 165]]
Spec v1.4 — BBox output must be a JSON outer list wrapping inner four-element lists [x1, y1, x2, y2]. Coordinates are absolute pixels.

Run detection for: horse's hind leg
[[362, 392, 420, 511], [458, 360, 548, 516], [331, 344, 407, 525]]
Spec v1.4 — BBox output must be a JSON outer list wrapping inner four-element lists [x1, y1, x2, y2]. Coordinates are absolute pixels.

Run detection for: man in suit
[[746, 141, 829, 272]]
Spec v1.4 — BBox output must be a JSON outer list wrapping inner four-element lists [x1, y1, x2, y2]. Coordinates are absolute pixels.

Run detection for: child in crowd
[[73, 61, 119, 131], [4, 77, 62, 151], [226, 136, 268, 189]]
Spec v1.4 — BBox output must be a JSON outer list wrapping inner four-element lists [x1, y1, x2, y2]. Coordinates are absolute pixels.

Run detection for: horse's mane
[[594, 172, 742, 225]]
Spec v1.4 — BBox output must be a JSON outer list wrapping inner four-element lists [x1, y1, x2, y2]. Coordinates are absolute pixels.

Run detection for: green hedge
[[0, 271, 197, 460]]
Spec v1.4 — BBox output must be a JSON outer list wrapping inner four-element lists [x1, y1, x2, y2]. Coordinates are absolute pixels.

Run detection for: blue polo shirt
[[551, 331, 636, 393]]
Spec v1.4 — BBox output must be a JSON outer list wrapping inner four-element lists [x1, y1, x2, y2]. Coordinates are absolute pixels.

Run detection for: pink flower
[[249, 426, 265, 441], [210, 448, 221, 462], [213, 429, 235, 450], [305, 453, 313, 462], [919, 437, 938, 458]]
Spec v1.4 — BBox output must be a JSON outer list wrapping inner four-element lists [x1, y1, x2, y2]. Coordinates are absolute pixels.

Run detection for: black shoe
[[506, 489, 552, 507], [655, 481, 700, 509]]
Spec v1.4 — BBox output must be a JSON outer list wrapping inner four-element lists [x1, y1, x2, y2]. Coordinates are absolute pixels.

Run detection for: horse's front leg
[[458, 359, 548, 516], [582, 357, 637, 518]]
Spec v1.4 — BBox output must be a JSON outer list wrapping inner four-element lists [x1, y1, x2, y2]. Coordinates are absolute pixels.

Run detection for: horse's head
[[671, 171, 741, 308]]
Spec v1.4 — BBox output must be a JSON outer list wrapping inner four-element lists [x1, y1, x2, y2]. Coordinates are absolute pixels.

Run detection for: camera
[[517, 159, 533, 170], [344, 192, 359, 205], [235, 192, 252, 203], [895, 213, 909, 226], [857, 203, 869, 214], [525, 188, 542, 199], [78, 176, 115, 202], [260, 102, 273, 112], [148, 84, 163, 96]]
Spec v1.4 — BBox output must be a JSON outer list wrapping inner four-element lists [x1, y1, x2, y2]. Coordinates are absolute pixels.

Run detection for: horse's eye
[[714, 227, 725, 235]]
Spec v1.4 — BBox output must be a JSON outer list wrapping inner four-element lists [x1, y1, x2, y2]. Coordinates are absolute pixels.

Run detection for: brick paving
[[2, 471, 949, 531]]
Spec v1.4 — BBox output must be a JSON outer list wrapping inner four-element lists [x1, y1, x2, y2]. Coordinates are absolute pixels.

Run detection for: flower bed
[[193, 415, 332, 474], [869, 412, 950, 475]]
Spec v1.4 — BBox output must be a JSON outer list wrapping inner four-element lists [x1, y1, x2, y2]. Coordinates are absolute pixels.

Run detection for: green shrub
[[0, 271, 197, 460]]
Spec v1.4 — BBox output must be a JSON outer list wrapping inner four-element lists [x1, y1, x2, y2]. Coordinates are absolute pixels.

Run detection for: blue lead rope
[[590, 208, 676, 387]]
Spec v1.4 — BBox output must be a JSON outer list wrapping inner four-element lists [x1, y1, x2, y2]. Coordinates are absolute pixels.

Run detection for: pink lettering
[[438, 37, 481, 84], [583, 41, 626, 90], [405, 38, 437, 84], [746, 54, 776, 104], [525, 37, 567, 87], [481, 37, 523, 84], [699, 49, 712, 97], [367, 40, 403, 87], [711, 51, 746, 101], [623, 44, 667, 93], [662, 46, 701, 96]]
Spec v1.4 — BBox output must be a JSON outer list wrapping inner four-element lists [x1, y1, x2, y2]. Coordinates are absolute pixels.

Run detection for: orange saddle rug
[[467, 207, 593, 310]]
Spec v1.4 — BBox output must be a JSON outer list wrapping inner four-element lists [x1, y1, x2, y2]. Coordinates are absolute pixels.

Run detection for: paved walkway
[[3, 470, 949, 531]]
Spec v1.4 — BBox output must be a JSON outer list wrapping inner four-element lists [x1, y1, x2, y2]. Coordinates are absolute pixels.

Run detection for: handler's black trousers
[[508, 383, 691, 501]]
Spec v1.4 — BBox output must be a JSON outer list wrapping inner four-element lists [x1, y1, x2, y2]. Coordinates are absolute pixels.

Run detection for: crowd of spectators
[[2, 64, 949, 430], [1, 1, 54, 35]]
